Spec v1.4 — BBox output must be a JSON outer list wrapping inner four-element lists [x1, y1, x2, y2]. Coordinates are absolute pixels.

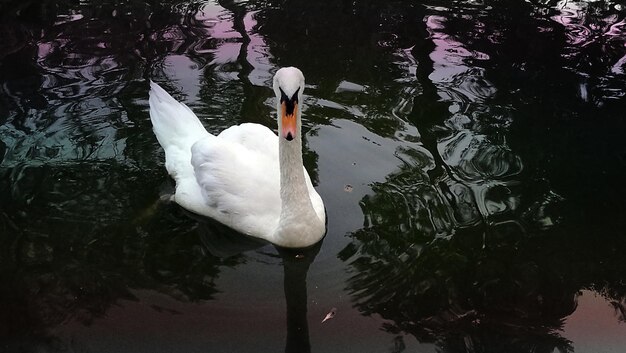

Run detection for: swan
[[148, 67, 326, 248]]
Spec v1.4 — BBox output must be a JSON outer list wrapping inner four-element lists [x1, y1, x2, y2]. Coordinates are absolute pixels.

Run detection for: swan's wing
[[190, 130, 281, 236], [149, 81, 210, 180]]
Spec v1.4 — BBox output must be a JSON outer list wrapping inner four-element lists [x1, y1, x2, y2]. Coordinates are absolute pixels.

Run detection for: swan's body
[[149, 67, 325, 248]]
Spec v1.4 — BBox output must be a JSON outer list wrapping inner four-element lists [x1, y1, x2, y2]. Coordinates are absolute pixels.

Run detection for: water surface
[[1, 0, 626, 352]]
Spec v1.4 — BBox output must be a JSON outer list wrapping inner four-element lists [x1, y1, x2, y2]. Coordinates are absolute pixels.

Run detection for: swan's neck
[[279, 135, 307, 202], [276, 132, 321, 247]]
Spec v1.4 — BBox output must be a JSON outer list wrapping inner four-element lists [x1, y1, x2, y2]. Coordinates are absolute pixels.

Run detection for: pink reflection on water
[[563, 290, 626, 351], [196, 2, 239, 40], [552, 1, 626, 45], [425, 14, 496, 105], [210, 42, 240, 65], [191, 2, 273, 87], [551, 1, 626, 75], [243, 11, 274, 86]]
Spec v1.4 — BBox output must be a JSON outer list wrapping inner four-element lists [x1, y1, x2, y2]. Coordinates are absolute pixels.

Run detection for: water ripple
[[552, 0, 626, 100], [439, 130, 523, 182]]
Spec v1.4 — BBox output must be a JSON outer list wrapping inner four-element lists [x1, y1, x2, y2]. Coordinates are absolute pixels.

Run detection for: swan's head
[[273, 67, 305, 142]]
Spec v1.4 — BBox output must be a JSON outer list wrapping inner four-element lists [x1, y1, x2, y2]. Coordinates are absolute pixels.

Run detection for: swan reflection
[[198, 218, 321, 353]]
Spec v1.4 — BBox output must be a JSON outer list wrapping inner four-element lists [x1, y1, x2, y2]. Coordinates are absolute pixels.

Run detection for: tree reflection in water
[[338, 1, 626, 352], [0, 163, 243, 349], [340, 175, 577, 351], [0, 0, 240, 348]]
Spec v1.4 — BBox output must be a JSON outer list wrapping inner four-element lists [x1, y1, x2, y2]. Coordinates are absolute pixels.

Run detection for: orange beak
[[281, 101, 298, 141]]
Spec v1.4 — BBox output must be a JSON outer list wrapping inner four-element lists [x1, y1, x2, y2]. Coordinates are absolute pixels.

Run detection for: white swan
[[148, 67, 326, 248]]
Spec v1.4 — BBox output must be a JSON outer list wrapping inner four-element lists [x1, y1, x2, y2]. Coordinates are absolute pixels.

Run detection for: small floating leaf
[[322, 307, 337, 323]]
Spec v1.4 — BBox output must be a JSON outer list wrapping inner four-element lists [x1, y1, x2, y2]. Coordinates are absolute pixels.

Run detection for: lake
[[1, 0, 626, 352]]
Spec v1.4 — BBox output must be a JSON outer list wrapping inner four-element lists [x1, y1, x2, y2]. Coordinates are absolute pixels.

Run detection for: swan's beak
[[281, 101, 298, 141]]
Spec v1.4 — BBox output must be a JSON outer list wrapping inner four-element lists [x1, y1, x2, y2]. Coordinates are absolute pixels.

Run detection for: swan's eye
[[279, 87, 289, 103]]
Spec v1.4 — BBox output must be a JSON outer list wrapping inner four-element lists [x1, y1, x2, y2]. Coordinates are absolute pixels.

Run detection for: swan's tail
[[149, 81, 211, 179]]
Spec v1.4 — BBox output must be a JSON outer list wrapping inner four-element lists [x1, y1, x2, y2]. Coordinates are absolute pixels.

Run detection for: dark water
[[1, 0, 626, 352]]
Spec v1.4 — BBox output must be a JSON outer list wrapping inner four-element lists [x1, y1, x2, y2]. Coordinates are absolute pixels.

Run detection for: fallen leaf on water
[[322, 307, 337, 323]]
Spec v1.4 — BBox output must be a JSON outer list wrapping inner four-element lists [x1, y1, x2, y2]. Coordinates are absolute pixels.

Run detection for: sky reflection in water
[[1, 0, 626, 352]]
